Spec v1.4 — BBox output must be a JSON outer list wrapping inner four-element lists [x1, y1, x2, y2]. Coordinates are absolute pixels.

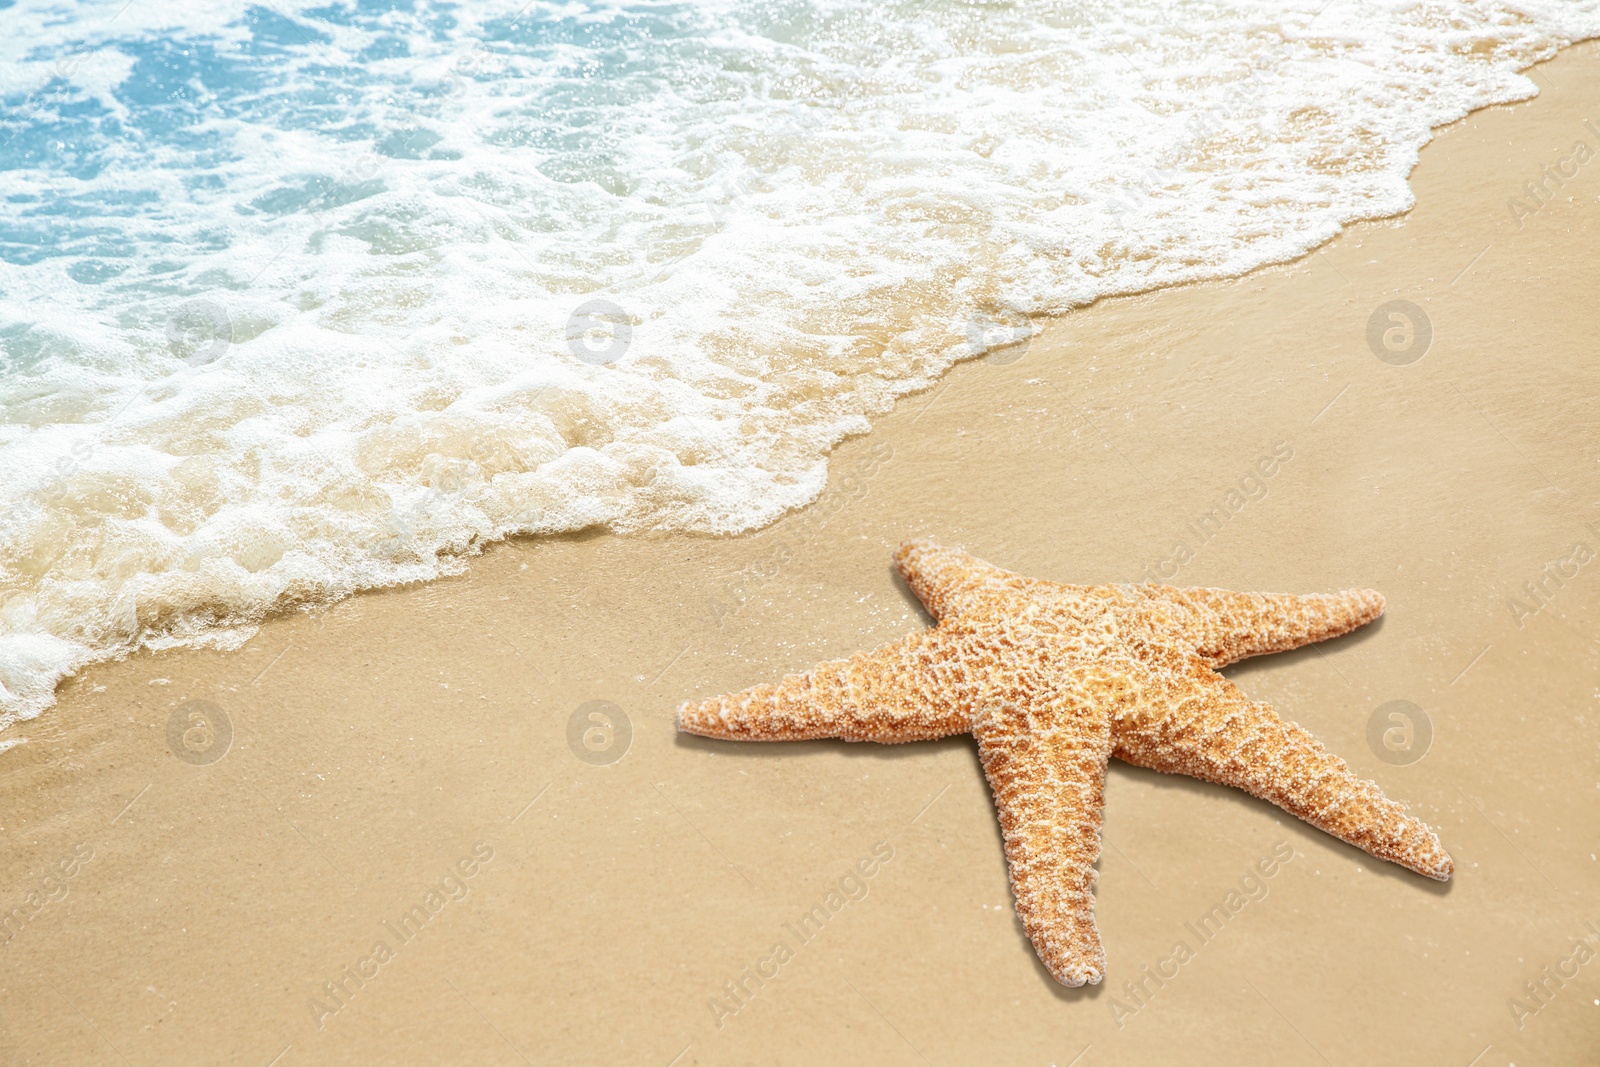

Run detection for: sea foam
[[2, 0, 1597, 724]]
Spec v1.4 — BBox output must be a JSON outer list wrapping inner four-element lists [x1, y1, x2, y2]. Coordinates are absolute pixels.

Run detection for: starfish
[[677, 539, 1452, 986]]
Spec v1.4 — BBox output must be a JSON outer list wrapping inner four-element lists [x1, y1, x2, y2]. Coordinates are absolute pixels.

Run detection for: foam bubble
[[2, 0, 1597, 724]]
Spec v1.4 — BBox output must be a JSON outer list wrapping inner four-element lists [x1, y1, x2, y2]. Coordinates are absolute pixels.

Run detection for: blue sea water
[[1, 0, 1596, 725]]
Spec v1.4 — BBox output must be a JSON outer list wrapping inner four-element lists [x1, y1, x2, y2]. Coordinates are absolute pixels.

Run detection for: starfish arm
[[676, 628, 970, 743], [1148, 586, 1385, 667], [1115, 667, 1453, 880], [976, 694, 1114, 987], [894, 539, 1037, 620]]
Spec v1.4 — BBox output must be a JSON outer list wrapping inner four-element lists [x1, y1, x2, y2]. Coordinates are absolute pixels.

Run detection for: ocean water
[[1, 0, 1596, 726]]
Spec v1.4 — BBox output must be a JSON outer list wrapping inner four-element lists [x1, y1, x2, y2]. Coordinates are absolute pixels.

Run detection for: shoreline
[[4, 39, 1600, 1066], [6, 29, 1598, 734]]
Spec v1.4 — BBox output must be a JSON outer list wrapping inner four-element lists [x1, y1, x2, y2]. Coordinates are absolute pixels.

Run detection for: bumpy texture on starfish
[[678, 539, 1452, 986]]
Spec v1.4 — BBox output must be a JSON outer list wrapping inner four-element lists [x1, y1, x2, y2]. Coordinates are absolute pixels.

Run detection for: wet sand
[[4, 40, 1600, 1067]]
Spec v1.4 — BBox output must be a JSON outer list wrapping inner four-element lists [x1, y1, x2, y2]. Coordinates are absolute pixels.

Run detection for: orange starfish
[[677, 539, 1452, 986]]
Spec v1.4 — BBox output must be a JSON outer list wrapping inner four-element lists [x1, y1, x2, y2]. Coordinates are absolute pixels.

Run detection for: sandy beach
[[5, 38, 1600, 1067]]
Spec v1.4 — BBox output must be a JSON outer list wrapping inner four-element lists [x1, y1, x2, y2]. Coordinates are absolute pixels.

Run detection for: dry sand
[[5, 40, 1600, 1067]]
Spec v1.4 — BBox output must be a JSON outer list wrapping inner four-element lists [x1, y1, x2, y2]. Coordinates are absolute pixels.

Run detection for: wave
[[2, 0, 1597, 725]]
